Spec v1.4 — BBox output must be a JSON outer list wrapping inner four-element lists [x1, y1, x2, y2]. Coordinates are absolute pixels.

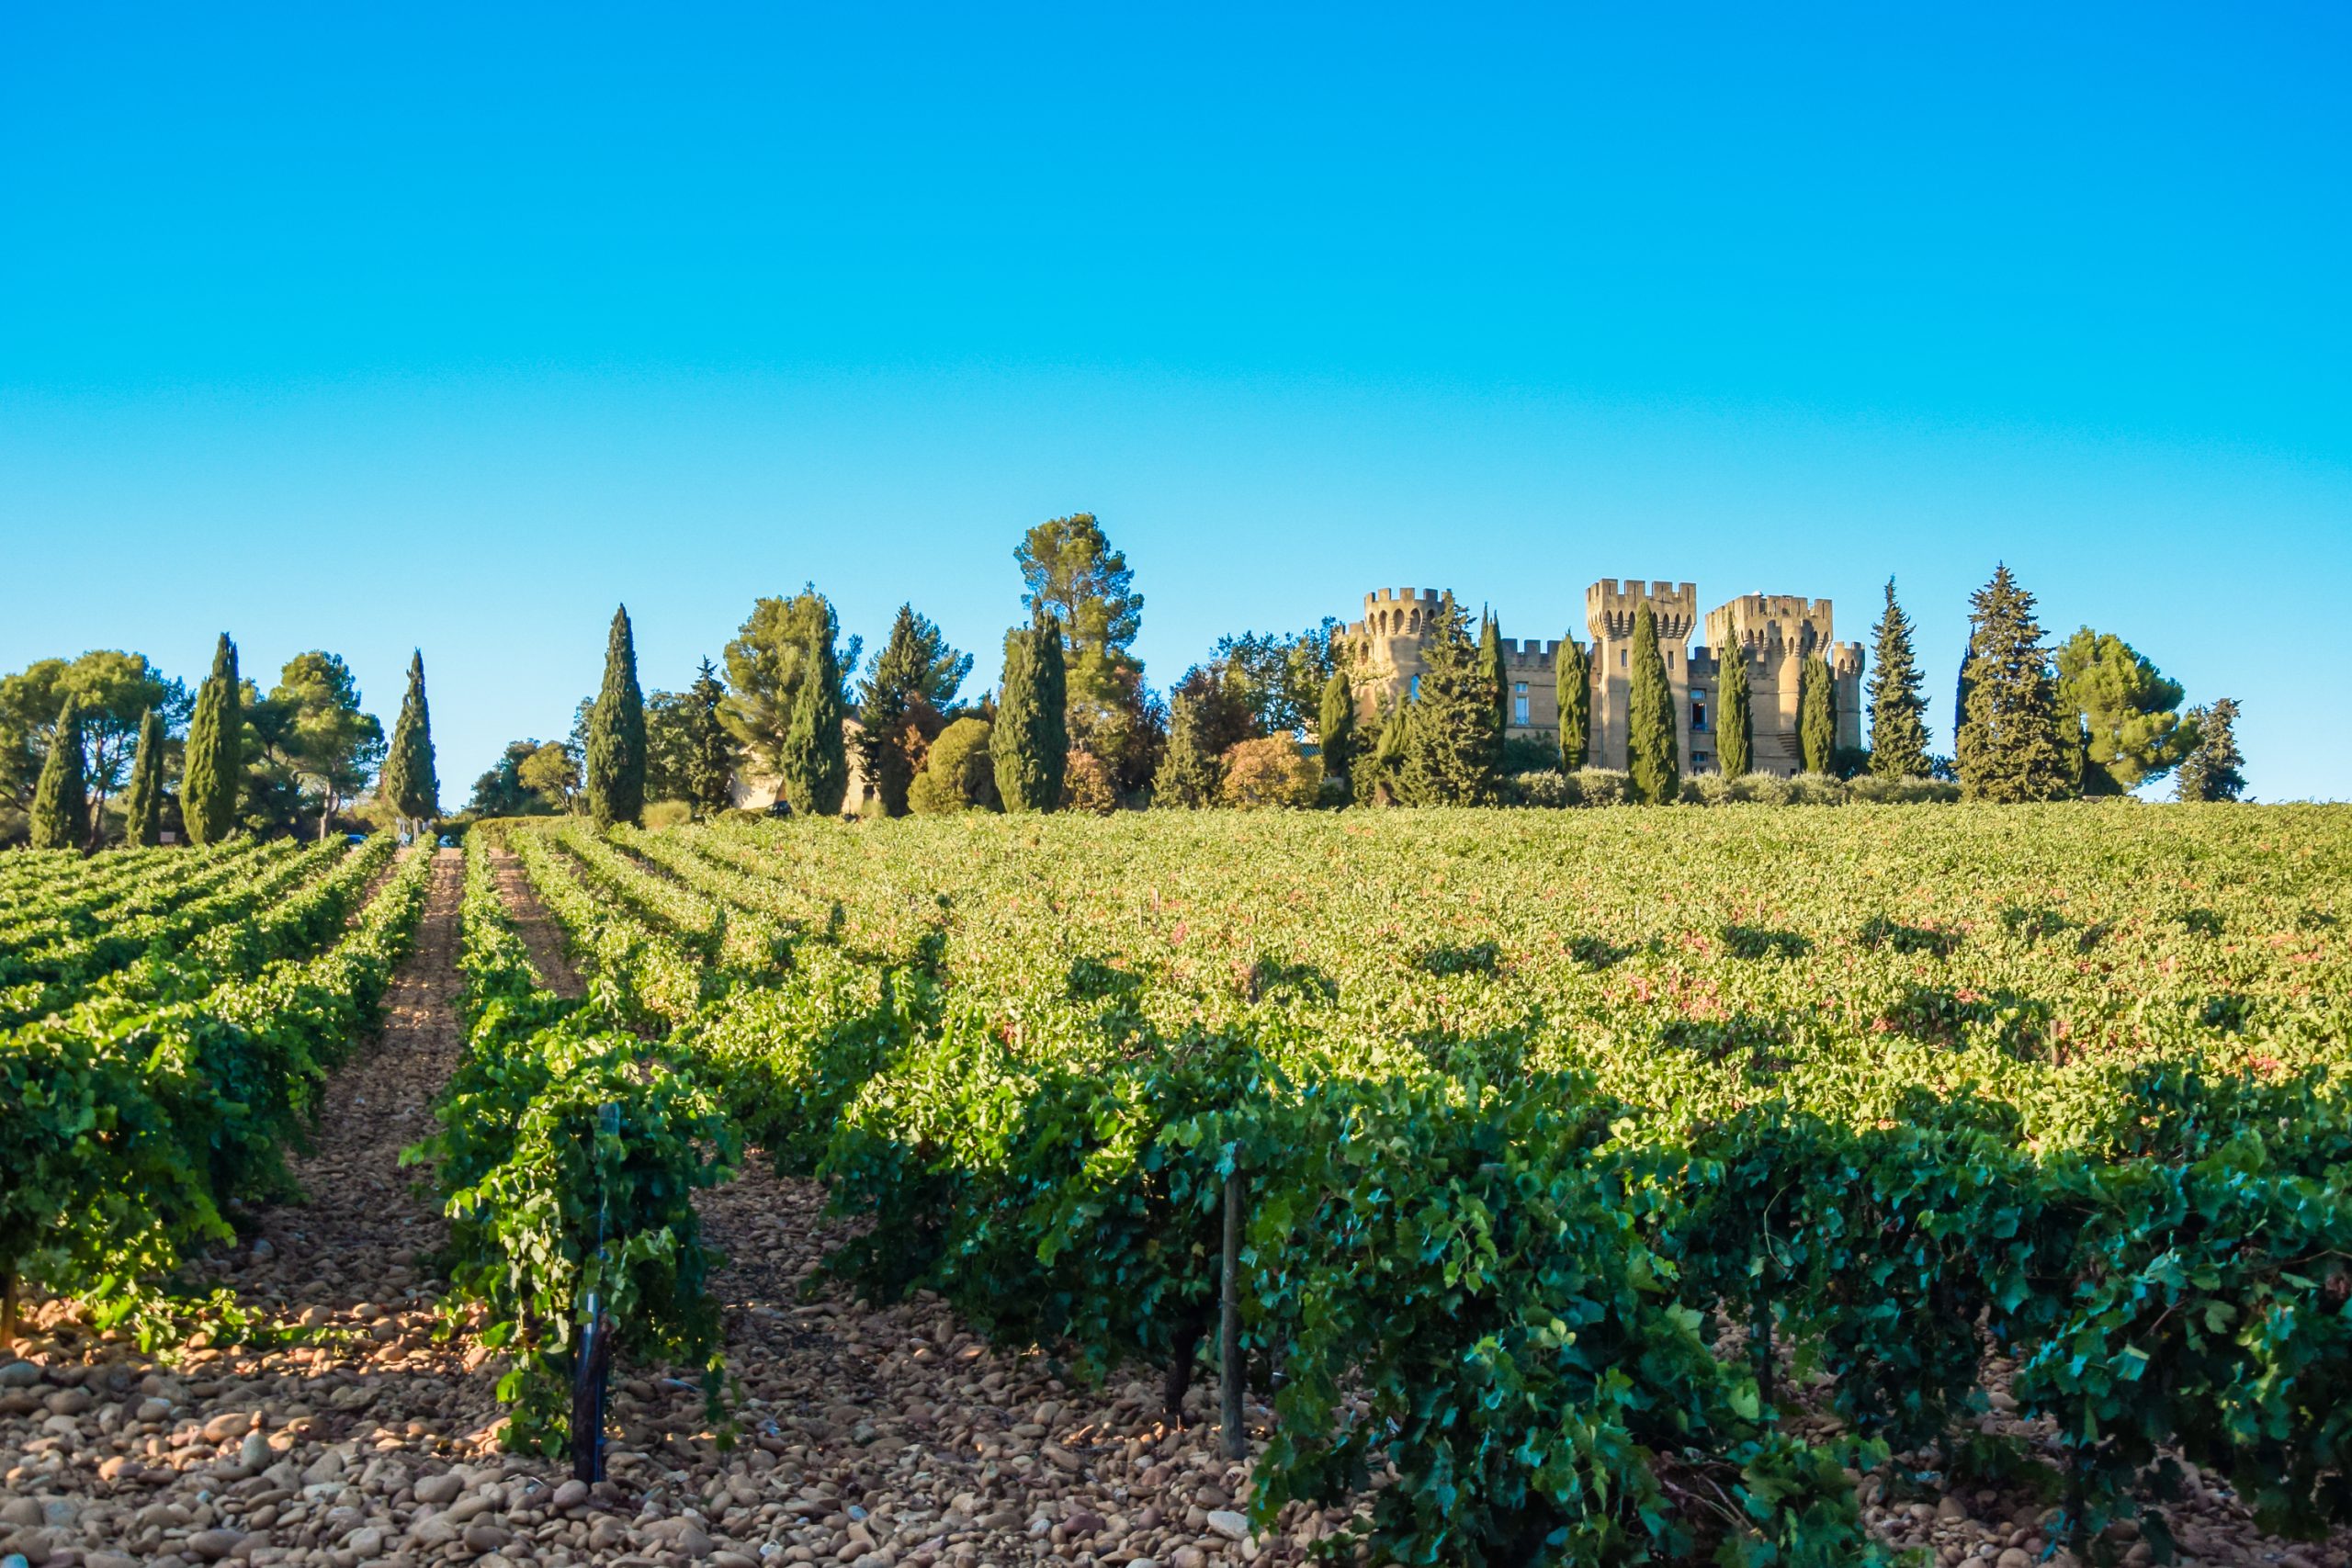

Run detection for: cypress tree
[[182, 633, 242, 846], [1317, 671, 1355, 786], [684, 659, 734, 818], [1716, 641, 1752, 777], [1396, 593, 1500, 807], [779, 675, 826, 816], [124, 708, 164, 847], [1866, 577, 1930, 779], [379, 650, 442, 831], [1370, 694, 1408, 804], [1954, 566, 2072, 803], [1625, 602, 1679, 804], [1799, 653, 1836, 774], [1555, 635, 1590, 771], [1477, 611, 1510, 764], [779, 628, 848, 816], [29, 698, 89, 852], [2175, 698, 2246, 802], [1158, 692, 1221, 808], [1036, 615, 1068, 802], [992, 618, 1069, 813], [1953, 629, 1978, 763], [584, 605, 648, 829]]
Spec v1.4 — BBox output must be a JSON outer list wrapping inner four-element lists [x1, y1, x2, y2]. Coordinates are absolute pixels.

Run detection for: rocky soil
[[2, 847, 2343, 1568]]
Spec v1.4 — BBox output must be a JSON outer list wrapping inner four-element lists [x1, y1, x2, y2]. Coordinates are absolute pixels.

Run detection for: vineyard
[[4, 806, 2349, 1568], [1, 833, 433, 1341], [413, 804, 2350, 1568]]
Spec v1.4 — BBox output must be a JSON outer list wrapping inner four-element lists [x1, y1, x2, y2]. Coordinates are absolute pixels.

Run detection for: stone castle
[[1344, 580, 1865, 775]]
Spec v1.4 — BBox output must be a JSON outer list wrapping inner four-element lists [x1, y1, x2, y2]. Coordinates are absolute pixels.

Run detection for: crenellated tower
[[1584, 581, 1698, 772], [1704, 593, 1866, 769]]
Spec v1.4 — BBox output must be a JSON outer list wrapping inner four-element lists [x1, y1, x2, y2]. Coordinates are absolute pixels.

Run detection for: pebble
[[1205, 1508, 1250, 1540], [183, 1529, 242, 1561]]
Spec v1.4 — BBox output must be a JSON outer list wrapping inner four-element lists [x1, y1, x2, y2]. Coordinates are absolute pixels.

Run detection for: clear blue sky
[[5, 4, 2347, 800]]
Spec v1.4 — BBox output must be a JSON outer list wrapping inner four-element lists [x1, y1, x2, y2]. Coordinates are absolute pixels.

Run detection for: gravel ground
[[2, 847, 2343, 1568]]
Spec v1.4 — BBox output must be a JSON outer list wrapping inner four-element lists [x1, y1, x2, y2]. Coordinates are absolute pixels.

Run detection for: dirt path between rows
[[492, 850, 582, 997]]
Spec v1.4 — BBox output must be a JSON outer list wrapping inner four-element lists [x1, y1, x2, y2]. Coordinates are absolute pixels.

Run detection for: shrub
[[1219, 738, 1321, 809], [1682, 773, 1807, 806], [1059, 748, 1120, 815], [1508, 770, 1573, 808], [1847, 774, 1962, 805], [642, 799, 695, 829], [910, 718, 999, 816], [1500, 733, 1557, 774], [1785, 772, 1850, 805], [1566, 767, 1633, 807]]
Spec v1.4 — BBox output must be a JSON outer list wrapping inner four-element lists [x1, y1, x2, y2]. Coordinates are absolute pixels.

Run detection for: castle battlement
[[1586, 579, 1697, 643], [1358, 587, 1443, 640], [1503, 638, 1562, 667], [1339, 576, 1864, 778], [1704, 592, 1841, 660]]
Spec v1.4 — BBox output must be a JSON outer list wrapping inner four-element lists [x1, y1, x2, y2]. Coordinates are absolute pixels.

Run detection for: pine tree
[[2175, 698, 2246, 802], [1716, 641, 1752, 777], [857, 609, 922, 817], [29, 697, 89, 852], [1799, 653, 1836, 774], [182, 633, 243, 845], [779, 629, 848, 817], [585, 605, 648, 829], [379, 649, 441, 830], [1317, 671, 1354, 786], [1158, 692, 1222, 808], [1555, 635, 1590, 771], [1625, 603, 1679, 804], [1954, 566, 2072, 803], [992, 618, 1069, 813], [683, 660, 734, 818], [124, 708, 164, 847], [1477, 611, 1510, 768], [1866, 578, 1930, 779], [1396, 593, 1500, 807]]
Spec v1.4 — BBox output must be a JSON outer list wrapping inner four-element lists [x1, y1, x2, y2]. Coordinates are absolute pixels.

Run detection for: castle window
[[1409, 674, 1420, 698], [1691, 699, 1708, 731], [1694, 750, 1711, 770], [1513, 682, 1529, 725]]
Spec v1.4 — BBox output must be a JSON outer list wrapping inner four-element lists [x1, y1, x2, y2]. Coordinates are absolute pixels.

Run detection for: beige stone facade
[[1344, 581, 1865, 775]]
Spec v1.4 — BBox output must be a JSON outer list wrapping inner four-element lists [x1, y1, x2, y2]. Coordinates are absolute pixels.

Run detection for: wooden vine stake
[[571, 1103, 622, 1484], [1, 1269, 18, 1347], [1219, 1161, 1247, 1461]]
